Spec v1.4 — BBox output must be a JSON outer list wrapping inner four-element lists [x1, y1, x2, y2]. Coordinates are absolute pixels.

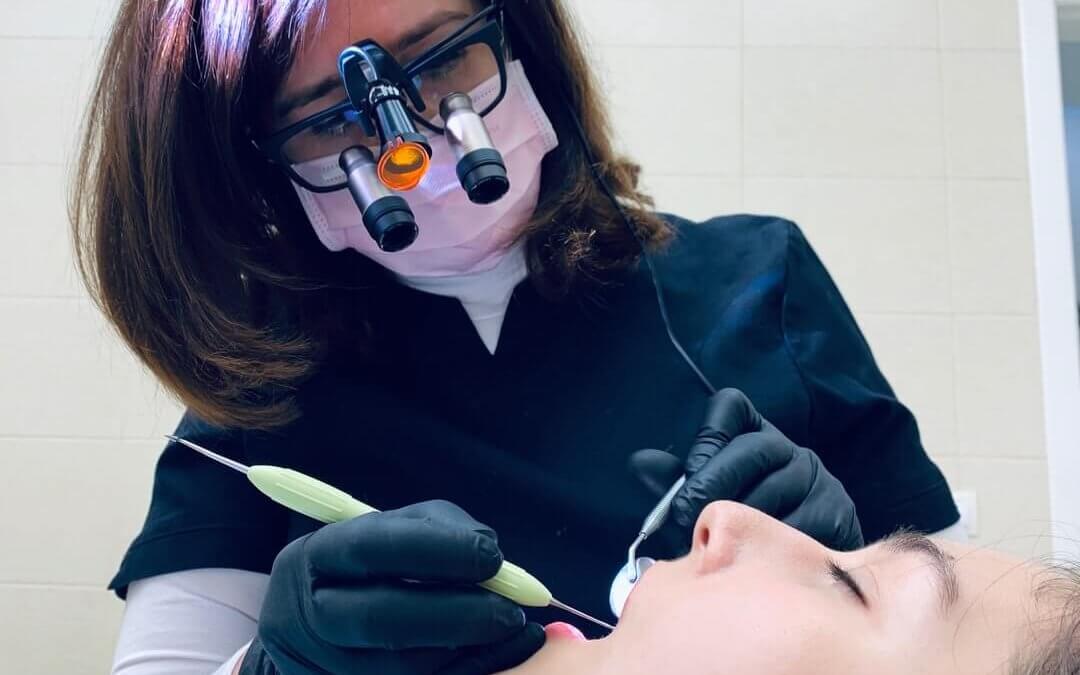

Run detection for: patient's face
[[608, 502, 1048, 675]]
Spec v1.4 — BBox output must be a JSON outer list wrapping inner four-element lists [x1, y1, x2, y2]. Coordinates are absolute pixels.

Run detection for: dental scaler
[[625, 475, 685, 583], [167, 435, 614, 632]]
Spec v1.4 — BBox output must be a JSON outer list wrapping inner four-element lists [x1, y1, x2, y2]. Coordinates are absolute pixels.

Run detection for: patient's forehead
[[938, 541, 1053, 672]]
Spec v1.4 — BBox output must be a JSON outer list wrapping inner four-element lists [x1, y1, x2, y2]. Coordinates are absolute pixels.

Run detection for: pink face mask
[[291, 60, 559, 277]]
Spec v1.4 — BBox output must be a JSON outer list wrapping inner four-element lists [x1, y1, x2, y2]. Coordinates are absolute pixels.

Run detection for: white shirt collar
[[395, 244, 528, 354]]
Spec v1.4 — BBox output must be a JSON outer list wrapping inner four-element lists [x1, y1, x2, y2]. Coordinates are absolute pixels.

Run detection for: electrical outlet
[[953, 490, 978, 537]]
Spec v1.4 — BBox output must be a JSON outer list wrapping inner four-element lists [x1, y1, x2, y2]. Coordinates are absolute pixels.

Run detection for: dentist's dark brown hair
[[71, 0, 667, 429]]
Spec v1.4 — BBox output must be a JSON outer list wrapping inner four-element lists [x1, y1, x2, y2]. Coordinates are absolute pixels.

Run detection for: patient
[[503, 501, 1079, 674]]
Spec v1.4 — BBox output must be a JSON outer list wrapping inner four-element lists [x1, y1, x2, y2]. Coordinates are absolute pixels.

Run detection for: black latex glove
[[630, 389, 863, 553], [236, 500, 545, 675]]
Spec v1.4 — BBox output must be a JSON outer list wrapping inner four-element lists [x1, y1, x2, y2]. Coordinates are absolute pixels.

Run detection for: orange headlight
[[377, 139, 430, 191]]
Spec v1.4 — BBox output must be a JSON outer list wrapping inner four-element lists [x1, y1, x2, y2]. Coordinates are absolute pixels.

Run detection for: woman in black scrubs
[[76, 1, 959, 673]]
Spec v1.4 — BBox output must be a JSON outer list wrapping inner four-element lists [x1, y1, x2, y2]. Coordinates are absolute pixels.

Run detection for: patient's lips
[[545, 622, 587, 641]]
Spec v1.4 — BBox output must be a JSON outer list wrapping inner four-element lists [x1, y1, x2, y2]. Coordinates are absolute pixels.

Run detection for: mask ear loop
[[561, 93, 719, 397]]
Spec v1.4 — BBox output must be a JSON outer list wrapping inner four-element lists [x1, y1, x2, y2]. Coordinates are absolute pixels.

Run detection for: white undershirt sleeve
[[111, 568, 269, 675]]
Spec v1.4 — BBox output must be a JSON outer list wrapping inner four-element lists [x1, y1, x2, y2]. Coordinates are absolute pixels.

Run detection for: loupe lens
[[455, 148, 510, 205], [360, 195, 418, 252], [439, 93, 510, 205], [339, 146, 418, 251]]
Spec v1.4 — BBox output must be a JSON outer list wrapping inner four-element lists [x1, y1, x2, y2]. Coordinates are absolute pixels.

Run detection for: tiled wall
[[575, 0, 1050, 553], [0, 0, 1051, 672]]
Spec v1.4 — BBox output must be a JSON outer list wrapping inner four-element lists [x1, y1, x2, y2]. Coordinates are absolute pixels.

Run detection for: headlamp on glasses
[[338, 32, 508, 248], [338, 43, 432, 193]]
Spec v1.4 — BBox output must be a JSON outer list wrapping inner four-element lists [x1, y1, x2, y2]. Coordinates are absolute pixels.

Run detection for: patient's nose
[[692, 501, 830, 574], [692, 501, 754, 573]]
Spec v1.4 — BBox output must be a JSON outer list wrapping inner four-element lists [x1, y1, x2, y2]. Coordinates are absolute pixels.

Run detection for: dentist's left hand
[[630, 389, 863, 553]]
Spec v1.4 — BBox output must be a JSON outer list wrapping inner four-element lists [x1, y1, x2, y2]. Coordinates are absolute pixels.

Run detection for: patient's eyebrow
[[882, 531, 960, 615]]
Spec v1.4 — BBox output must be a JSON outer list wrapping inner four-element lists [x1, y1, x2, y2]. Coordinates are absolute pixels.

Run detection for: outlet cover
[[953, 490, 978, 537]]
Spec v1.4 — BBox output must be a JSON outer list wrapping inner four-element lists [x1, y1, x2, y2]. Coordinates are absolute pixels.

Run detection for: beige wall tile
[[597, 45, 741, 176], [744, 48, 944, 178], [860, 314, 956, 458], [0, 165, 83, 297], [935, 457, 1051, 557], [948, 180, 1037, 314], [743, 178, 951, 314], [568, 0, 740, 46], [942, 51, 1029, 178], [744, 0, 938, 48], [0, 439, 158, 586], [0, 586, 122, 675], [642, 175, 742, 222], [0, 39, 99, 166], [0, 0, 119, 37], [954, 317, 1045, 459], [0, 299, 184, 438], [939, 0, 1021, 49]]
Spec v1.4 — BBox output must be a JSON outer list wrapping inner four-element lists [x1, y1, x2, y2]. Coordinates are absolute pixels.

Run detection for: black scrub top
[[110, 214, 959, 631]]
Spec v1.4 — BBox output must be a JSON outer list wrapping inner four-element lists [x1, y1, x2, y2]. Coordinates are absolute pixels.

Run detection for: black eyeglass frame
[[255, 2, 508, 193]]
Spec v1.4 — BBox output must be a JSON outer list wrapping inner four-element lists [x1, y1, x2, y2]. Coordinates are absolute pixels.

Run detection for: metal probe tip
[[166, 435, 250, 475], [626, 533, 647, 583], [549, 598, 615, 632]]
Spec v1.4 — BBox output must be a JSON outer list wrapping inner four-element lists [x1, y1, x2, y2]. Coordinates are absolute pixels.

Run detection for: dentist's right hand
[[236, 500, 545, 675]]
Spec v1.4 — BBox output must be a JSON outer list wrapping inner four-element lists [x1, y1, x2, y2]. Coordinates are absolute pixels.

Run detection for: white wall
[[0, 2, 184, 672], [0, 0, 1058, 672]]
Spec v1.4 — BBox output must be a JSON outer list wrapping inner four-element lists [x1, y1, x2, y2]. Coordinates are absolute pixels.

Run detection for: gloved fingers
[[780, 470, 865, 551], [673, 432, 795, 530], [306, 501, 503, 583], [737, 451, 816, 519], [395, 499, 499, 542], [782, 502, 863, 552], [685, 389, 765, 474], [436, 622, 546, 675], [628, 448, 684, 499], [308, 582, 526, 650]]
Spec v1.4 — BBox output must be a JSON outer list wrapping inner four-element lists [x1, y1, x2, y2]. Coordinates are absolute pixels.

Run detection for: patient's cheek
[[545, 622, 587, 641]]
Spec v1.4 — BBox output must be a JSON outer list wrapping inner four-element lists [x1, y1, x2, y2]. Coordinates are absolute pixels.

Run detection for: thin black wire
[[564, 101, 718, 397]]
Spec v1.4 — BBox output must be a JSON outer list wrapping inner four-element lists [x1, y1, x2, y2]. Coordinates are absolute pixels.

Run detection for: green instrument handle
[[247, 465, 553, 608], [478, 561, 552, 607]]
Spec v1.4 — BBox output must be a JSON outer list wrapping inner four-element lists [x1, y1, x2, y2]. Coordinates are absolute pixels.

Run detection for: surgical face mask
[[292, 60, 558, 277]]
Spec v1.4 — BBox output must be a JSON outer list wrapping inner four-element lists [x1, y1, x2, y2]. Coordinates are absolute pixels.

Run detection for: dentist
[[73, 1, 961, 674]]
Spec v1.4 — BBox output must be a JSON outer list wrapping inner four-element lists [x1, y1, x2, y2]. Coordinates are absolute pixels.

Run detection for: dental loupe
[[332, 11, 510, 250], [258, 4, 512, 253]]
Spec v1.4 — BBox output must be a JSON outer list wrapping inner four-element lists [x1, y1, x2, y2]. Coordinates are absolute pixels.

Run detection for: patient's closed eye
[[827, 559, 868, 607]]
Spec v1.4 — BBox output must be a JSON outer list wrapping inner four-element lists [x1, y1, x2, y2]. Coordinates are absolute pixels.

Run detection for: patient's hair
[[1011, 563, 1080, 674]]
